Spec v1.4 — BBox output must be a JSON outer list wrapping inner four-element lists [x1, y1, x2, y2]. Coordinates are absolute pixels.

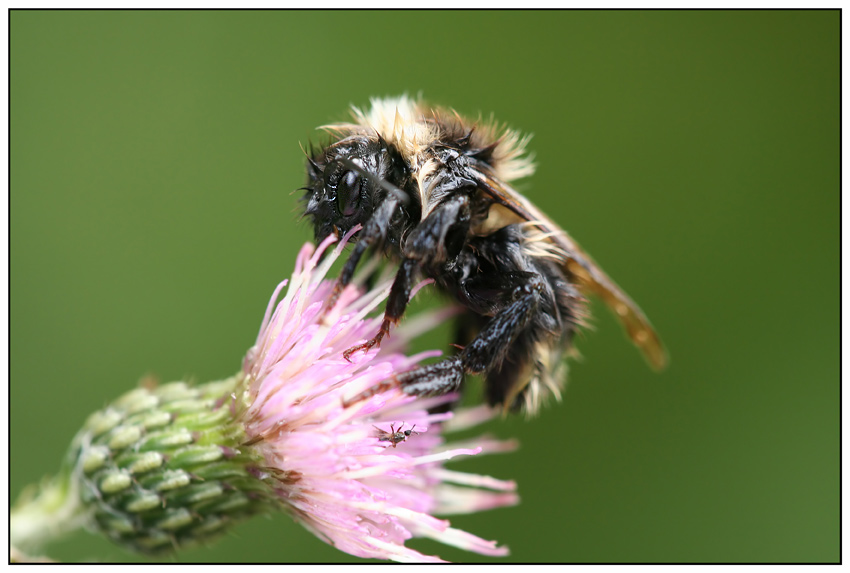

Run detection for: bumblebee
[[303, 96, 666, 415]]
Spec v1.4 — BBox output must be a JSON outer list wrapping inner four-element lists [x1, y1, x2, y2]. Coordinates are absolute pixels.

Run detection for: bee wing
[[473, 173, 668, 371]]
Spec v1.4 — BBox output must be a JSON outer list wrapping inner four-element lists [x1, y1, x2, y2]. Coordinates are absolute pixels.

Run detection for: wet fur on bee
[[302, 95, 665, 416]]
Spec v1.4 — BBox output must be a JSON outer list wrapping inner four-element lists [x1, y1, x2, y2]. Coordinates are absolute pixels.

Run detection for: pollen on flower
[[237, 234, 519, 562]]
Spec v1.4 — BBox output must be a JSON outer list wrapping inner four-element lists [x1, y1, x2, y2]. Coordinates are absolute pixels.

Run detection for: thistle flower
[[11, 233, 518, 563]]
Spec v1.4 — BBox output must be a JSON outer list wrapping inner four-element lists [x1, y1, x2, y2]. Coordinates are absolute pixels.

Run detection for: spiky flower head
[[12, 233, 518, 563], [236, 234, 518, 561]]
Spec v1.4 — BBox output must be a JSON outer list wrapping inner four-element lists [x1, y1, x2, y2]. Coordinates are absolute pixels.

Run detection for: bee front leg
[[326, 194, 402, 311], [343, 258, 418, 361]]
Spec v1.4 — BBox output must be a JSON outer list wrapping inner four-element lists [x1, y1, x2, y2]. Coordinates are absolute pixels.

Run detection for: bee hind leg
[[395, 355, 466, 397], [342, 277, 545, 406], [398, 275, 545, 398]]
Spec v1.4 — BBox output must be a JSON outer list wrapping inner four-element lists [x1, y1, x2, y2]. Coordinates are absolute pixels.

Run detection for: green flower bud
[[13, 376, 282, 557]]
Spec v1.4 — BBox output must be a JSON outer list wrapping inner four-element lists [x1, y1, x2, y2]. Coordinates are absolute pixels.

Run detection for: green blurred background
[[10, 10, 838, 563]]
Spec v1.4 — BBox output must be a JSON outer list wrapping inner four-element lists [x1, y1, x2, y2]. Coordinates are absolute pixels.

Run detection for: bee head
[[303, 137, 407, 243]]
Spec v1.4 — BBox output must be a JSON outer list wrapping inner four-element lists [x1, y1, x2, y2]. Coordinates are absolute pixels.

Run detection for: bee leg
[[405, 194, 472, 265], [326, 240, 369, 311], [421, 312, 487, 414], [398, 276, 545, 397], [343, 194, 471, 359], [461, 278, 544, 372], [395, 355, 466, 397], [325, 194, 403, 311], [342, 194, 474, 392], [343, 257, 418, 360]]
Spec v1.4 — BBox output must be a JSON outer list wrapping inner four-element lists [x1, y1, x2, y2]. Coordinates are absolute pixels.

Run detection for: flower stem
[[11, 465, 91, 560]]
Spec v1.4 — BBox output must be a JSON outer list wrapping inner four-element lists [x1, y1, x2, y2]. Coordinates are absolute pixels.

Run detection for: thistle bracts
[[70, 377, 277, 553]]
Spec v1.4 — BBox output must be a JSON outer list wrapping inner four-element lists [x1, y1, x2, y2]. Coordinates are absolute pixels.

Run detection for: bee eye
[[336, 170, 362, 217]]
